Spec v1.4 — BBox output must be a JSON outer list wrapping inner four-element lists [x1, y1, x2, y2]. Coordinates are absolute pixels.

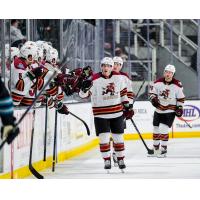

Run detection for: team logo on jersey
[[29, 89, 34, 96], [102, 83, 115, 95], [159, 89, 170, 99]]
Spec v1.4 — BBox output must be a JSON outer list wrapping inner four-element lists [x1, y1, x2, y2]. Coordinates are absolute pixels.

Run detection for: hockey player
[[79, 57, 134, 171], [112, 56, 135, 166], [0, 77, 20, 144], [149, 64, 185, 157], [11, 43, 43, 106], [113, 56, 134, 102]]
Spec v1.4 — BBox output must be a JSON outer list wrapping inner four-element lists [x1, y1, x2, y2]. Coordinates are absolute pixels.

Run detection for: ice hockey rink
[[27, 137, 200, 179]]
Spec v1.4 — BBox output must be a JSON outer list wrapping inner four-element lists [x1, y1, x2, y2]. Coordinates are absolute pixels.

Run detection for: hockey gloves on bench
[[56, 102, 69, 115]]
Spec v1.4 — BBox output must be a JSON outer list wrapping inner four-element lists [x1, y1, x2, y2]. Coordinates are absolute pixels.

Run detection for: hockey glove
[[54, 73, 68, 87], [56, 102, 69, 115], [27, 67, 43, 80], [82, 66, 93, 78], [1, 125, 20, 145], [175, 105, 183, 117], [151, 97, 160, 108], [123, 104, 134, 120], [81, 79, 93, 93], [32, 67, 43, 78]]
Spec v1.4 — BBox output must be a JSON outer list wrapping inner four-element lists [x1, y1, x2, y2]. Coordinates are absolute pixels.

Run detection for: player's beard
[[165, 75, 173, 82]]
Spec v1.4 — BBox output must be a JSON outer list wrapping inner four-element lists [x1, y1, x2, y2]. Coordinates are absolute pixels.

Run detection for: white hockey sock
[[112, 133, 125, 159], [99, 132, 111, 159]]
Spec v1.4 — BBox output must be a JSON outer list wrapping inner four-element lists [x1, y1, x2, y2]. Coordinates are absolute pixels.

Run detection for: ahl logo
[[179, 105, 200, 122]]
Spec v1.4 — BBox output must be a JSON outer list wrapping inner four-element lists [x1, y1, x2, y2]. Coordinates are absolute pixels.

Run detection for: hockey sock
[[99, 132, 111, 159], [112, 133, 125, 159]]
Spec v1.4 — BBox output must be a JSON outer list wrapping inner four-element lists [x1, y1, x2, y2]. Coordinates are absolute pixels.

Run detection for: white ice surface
[[28, 138, 200, 179]]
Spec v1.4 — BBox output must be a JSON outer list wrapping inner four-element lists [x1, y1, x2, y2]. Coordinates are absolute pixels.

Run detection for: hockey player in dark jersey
[[149, 64, 185, 157], [79, 57, 134, 172], [0, 77, 19, 144]]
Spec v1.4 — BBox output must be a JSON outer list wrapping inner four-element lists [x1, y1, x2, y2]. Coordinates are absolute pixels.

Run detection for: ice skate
[[112, 152, 118, 167], [157, 149, 167, 158], [104, 159, 111, 173], [147, 147, 160, 157], [117, 159, 126, 173]]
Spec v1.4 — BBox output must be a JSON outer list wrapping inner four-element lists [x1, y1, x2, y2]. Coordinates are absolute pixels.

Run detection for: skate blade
[[120, 169, 125, 173], [106, 169, 110, 173], [157, 154, 167, 158], [147, 154, 158, 157]]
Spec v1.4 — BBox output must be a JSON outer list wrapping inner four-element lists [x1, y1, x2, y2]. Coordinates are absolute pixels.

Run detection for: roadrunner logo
[[159, 89, 170, 99], [102, 83, 115, 95]]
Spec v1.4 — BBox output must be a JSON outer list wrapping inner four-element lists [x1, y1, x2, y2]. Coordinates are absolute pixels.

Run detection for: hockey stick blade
[[69, 111, 90, 136], [29, 165, 44, 179]]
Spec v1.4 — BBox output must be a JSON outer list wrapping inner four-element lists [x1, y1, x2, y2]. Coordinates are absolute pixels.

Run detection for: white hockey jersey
[[149, 77, 185, 113], [11, 57, 34, 105], [120, 71, 134, 104], [79, 72, 129, 119]]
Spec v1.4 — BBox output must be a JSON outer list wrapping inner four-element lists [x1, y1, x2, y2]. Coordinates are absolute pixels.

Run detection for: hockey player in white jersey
[[112, 56, 135, 166], [79, 57, 134, 172], [11, 43, 43, 106], [149, 64, 185, 157]]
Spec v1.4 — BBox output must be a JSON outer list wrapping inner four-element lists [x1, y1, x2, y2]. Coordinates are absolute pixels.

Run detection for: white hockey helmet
[[46, 48, 58, 64], [24, 41, 37, 48], [19, 44, 38, 62], [5, 44, 20, 61], [41, 42, 53, 54], [164, 64, 176, 74], [113, 56, 123, 66], [10, 47, 20, 60], [35, 40, 45, 48], [100, 57, 114, 67], [36, 47, 44, 61]]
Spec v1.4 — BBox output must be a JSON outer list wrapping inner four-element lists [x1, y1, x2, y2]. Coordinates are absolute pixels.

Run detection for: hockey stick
[[130, 119, 154, 154], [43, 99, 48, 161], [29, 79, 44, 179], [178, 117, 192, 128], [125, 79, 151, 153], [0, 70, 58, 151], [132, 79, 146, 105], [52, 110, 58, 172], [68, 111, 90, 136], [0, 53, 69, 150]]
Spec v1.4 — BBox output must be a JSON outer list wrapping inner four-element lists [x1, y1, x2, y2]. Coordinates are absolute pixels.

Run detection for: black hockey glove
[[81, 79, 93, 93], [82, 66, 93, 78], [27, 67, 43, 80], [175, 105, 183, 117], [32, 67, 43, 78], [1, 117, 20, 145], [123, 104, 134, 120], [151, 97, 160, 108], [56, 102, 69, 115]]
